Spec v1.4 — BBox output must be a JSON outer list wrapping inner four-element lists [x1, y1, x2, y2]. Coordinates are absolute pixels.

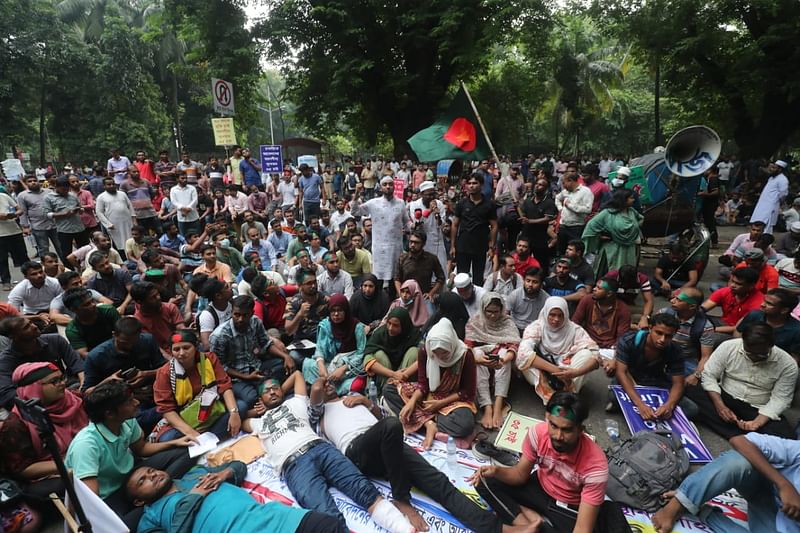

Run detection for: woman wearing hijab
[[465, 293, 521, 429], [384, 318, 477, 449], [302, 293, 367, 395], [363, 307, 421, 388], [517, 296, 600, 404], [0, 363, 89, 516], [350, 273, 390, 333], [582, 188, 643, 277], [423, 291, 470, 340], [386, 279, 430, 328], [152, 330, 240, 442]]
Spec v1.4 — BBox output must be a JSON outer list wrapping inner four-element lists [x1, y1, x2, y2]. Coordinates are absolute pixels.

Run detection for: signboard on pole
[[211, 118, 236, 146], [260, 145, 283, 174], [297, 155, 319, 172], [611, 385, 713, 463], [211, 78, 235, 115]]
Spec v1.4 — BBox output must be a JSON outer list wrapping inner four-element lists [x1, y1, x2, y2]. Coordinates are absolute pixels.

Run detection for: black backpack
[[605, 430, 690, 512]]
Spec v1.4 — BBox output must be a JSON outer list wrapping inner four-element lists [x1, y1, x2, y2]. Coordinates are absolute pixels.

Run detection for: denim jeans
[[31, 228, 61, 258], [675, 449, 777, 533], [283, 441, 380, 531], [177, 219, 201, 238]]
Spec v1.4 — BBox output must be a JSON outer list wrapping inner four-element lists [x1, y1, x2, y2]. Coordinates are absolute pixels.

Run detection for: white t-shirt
[[277, 180, 297, 207], [256, 395, 319, 471], [198, 302, 232, 333], [598, 159, 612, 178], [321, 399, 376, 454], [717, 161, 733, 181], [0, 194, 22, 237]]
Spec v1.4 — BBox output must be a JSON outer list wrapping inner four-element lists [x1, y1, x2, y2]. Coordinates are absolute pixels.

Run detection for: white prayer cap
[[616, 166, 631, 177], [380, 176, 394, 185], [453, 273, 472, 289], [790, 221, 800, 233], [774, 160, 788, 169], [419, 181, 435, 192]]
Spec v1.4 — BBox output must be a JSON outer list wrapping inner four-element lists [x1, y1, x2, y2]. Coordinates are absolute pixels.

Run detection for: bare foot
[[394, 500, 429, 532], [422, 422, 436, 450], [492, 405, 507, 429], [651, 496, 684, 533], [480, 406, 494, 429]]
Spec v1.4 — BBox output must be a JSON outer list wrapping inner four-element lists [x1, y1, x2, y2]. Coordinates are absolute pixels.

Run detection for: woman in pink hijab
[[386, 279, 430, 327]]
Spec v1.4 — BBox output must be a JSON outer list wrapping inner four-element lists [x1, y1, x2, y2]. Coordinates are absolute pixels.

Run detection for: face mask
[[219, 238, 230, 248], [401, 297, 414, 306]]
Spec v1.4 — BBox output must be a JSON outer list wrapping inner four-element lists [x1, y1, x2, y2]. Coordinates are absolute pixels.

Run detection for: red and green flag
[[408, 86, 491, 162]]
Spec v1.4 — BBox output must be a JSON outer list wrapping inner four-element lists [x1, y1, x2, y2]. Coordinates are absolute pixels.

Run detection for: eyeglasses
[[41, 375, 66, 386]]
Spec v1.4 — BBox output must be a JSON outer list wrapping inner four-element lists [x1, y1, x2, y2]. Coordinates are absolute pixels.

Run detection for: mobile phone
[[486, 354, 500, 362], [121, 368, 137, 380]]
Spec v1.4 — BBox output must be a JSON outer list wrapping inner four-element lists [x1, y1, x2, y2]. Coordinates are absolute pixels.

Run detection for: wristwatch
[[229, 408, 239, 414]]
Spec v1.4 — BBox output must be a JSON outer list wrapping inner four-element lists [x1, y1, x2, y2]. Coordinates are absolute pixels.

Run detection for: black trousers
[[702, 206, 718, 245], [684, 385, 795, 440], [532, 246, 551, 277], [477, 474, 630, 532], [455, 251, 487, 286], [346, 417, 502, 533], [56, 230, 89, 263], [557, 225, 584, 256], [296, 510, 346, 533], [103, 447, 197, 531], [0, 233, 29, 283]]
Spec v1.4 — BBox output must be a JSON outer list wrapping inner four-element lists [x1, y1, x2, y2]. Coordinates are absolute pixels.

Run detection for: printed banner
[[260, 144, 283, 174], [495, 411, 541, 453], [621, 490, 748, 532], [211, 117, 236, 146], [611, 385, 713, 463]]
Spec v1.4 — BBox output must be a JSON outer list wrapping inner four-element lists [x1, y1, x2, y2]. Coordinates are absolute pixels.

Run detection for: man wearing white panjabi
[[408, 181, 447, 273], [750, 160, 789, 234], [95, 177, 136, 250], [351, 175, 410, 290]]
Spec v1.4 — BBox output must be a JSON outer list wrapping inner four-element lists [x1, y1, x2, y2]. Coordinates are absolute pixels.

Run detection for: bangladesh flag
[[408, 86, 491, 162]]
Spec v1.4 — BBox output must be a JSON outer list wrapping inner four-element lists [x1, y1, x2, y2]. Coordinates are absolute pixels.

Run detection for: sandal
[[472, 435, 519, 466]]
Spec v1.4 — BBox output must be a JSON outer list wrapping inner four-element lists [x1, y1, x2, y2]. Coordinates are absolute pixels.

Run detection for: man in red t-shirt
[[510, 236, 541, 276], [131, 281, 184, 353], [702, 266, 764, 334], [471, 391, 626, 531], [134, 150, 159, 186], [733, 248, 778, 295]]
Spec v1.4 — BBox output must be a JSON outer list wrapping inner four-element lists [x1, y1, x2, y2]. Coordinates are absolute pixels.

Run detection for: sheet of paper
[[286, 339, 317, 350], [189, 432, 220, 458]]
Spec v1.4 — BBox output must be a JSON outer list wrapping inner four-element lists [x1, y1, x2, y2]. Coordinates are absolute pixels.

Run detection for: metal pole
[[268, 106, 275, 145]]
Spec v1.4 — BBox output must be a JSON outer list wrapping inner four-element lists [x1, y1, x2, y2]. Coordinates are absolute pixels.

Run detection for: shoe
[[472, 439, 519, 466], [2, 283, 11, 291]]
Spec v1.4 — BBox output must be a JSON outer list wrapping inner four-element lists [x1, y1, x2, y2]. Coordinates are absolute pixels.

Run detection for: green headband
[[677, 292, 701, 305], [598, 280, 613, 292], [258, 378, 281, 394], [548, 404, 577, 421]]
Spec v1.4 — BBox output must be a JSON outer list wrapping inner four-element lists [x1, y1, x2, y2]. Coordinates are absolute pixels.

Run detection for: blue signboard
[[260, 145, 283, 174]]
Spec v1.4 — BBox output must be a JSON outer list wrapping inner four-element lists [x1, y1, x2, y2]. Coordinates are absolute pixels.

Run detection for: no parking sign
[[212, 78, 235, 115]]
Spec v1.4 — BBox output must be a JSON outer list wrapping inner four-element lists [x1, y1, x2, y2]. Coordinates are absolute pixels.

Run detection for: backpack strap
[[634, 329, 647, 348]]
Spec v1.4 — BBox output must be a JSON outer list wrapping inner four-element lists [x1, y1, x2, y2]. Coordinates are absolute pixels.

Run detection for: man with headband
[[317, 250, 353, 299], [350, 174, 410, 295], [471, 391, 627, 531], [286, 249, 324, 285], [572, 277, 631, 352], [657, 287, 715, 387]]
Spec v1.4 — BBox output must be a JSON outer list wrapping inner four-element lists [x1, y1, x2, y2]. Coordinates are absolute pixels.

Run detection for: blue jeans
[[177, 219, 201, 237], [675, 450, 777, 533], [283, 441, 380, 531]]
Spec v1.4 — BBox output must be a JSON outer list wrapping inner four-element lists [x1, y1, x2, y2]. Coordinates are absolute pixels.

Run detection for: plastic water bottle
[[446, 436, 458, 472], [605, 419, 620, 442], [367, 379, 378, 406]]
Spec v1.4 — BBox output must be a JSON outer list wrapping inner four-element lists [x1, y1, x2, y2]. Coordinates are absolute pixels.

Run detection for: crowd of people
[[0, 148, 798, 533]]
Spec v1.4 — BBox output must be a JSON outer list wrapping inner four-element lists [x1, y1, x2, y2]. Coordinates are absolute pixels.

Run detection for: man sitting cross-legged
[[242, 371, 415, 533], [128, 460, 341, 533], [651, 433, 800, 533], [470, 391, 630, 533], [308, 378, 537, 533]]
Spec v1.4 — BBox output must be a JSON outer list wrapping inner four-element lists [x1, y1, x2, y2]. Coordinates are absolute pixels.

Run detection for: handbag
[[177, 354, 227, 431], [535, 343, 566, 392]]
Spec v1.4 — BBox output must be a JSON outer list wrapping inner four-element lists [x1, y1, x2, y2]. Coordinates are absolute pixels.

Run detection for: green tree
[[255, 0, 551, 157]]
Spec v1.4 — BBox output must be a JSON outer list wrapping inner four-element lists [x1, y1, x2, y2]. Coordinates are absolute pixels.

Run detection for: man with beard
[[96, 177, 136, 252], [44, 175, 89, 261], [510, 236, 541, 277], [520, 177, 557, 276], [471, 392, 627, 532], [134, 150, 158, 186], [395, 230, 445, 302], [351, 176, 410, 292], [572, 277, 631, 350], [543, 257, 587, 313], [68, 230, 123, 275], [581, 163, 608, 215], [506, 267, 549, 334], [170, 173, 200, 236], [750, 160, 790, 234], [317, 251, 353, 299], [242, 226, 277, 271], [131, 281, 185, 352], [336, 235, 371, 286], [86, 252, 134, 315], [450, 174, 497, 286], [554, 171, 593, 256], [285, 271, 329, 366], [452, 272, 486, 316], [18, 174, 62, 258], [408, 181, 447, 272], [267, 218, 291, 257]]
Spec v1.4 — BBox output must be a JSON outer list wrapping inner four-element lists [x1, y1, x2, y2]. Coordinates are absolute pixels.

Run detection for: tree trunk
[[654, 53, 662, 147]]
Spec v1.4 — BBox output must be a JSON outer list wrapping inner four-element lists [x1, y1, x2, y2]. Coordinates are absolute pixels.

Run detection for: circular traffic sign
[[214, 80, 232, 107]]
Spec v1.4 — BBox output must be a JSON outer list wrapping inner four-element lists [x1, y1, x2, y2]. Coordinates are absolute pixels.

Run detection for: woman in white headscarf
[[383, 318, 477, 449], [465, 292, 520, 429], [516, 296, 600, 403]]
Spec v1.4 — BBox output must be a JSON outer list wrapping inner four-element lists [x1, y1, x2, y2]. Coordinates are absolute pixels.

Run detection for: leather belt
[[281, 439, 324, 475]]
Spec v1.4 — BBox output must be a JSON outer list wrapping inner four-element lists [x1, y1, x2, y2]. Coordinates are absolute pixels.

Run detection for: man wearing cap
[[351, 175, 410, 293], [776, 220, 800, 256], [751, 160, 789, 234], [555, 171, 594, 256], [408, 181, 447, 272], [298, 163, 326, 223], [317, 251, 353, 299], [775, 249, 800, 301], [452, 272, 486, 316], [733, 248, 779, 295], [43, 175, 89, 260]]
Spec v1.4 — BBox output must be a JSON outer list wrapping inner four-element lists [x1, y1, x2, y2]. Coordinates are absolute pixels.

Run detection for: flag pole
[[460, 80, 500, 165]]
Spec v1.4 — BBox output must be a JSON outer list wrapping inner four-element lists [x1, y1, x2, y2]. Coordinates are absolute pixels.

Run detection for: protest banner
[[610, 385, 713, 463], [211, 117, 236, 146], [495, 411, 541, 453], [260, 145, 282, 174]]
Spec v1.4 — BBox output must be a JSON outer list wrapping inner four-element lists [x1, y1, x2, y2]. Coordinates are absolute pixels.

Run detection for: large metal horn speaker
[[664, 125, 721, 178]]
